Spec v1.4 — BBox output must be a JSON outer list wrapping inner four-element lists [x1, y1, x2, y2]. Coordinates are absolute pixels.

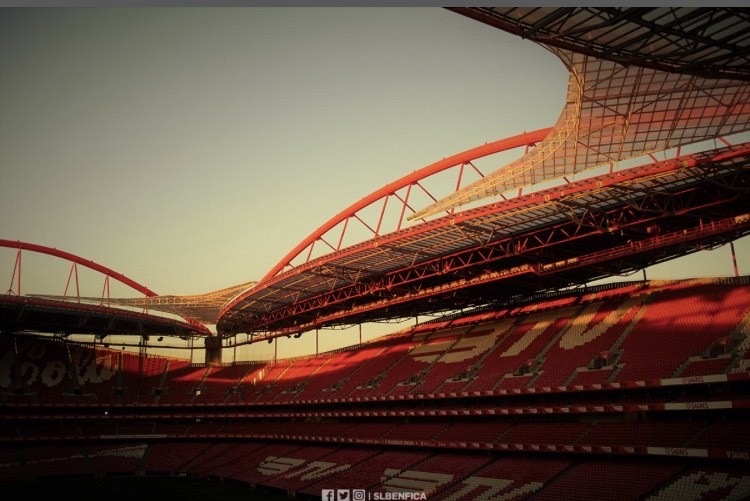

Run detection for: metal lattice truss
[[411, 47, 750, 220], [1, 239, 215, 336], [218, 142, 750, 338], [218, 8, 750, 338], [451, 8, 750, 82], [15, 8, 746, 340], [31, 281, 256, 325]]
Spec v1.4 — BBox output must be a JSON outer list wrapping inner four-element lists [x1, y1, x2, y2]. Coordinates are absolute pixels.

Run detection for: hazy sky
[[1, 8, 747, 353]]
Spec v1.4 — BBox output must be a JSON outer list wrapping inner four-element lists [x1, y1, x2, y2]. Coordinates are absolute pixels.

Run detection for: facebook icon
[[321, 489, 335, 501]]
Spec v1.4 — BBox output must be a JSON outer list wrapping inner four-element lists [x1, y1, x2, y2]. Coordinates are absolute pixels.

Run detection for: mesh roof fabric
[[411, 47, 750, 220]]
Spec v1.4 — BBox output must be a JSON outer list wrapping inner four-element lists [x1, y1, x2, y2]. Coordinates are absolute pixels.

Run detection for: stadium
[[2, 7, 750, 501]]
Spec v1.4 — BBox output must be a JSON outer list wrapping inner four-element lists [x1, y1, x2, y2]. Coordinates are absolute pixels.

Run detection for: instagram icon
[[352, 489, 366, 501]]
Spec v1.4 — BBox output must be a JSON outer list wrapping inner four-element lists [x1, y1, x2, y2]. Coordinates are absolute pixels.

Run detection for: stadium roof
[[414, 9, 750, 219], [217, 8, 750, 340], [218, 142, 750, 338], [0, 295, 205, 338], [31, 281, 256, 326], [450, 8, 750, 82], [4, 8, 750, 342]]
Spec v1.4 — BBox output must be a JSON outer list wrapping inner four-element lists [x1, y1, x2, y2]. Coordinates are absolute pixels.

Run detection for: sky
[[1, 8, 748, 359]]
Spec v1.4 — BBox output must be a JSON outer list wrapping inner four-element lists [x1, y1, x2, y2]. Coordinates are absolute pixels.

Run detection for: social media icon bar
[[323, 488, 370, 500]]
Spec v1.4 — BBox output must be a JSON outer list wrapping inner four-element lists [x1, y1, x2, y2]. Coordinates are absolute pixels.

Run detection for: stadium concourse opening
[[2, 7, 750, 501]]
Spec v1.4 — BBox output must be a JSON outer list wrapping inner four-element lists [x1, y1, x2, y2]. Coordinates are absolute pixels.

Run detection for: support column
[[205, 336, 222, 366]]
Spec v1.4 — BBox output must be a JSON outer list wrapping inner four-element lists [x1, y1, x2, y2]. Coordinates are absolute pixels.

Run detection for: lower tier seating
[[2, 441, 749, 500], [1, 277, 749, 500]]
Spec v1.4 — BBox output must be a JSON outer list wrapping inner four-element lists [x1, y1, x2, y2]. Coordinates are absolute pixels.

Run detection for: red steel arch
[[1, 239, 157, 298], [2, 239, 211, 334], [259, 127, 552, 284], [217, 139, 750, 337]]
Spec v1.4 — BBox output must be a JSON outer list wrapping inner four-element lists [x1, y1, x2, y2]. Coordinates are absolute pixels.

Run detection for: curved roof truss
[[219, 8, 750, 339], [0, 239, 211, 335], [255, 129, 551, 285], [450, 8, 750, 82], [412, 46, 750, 219], [217, 141, 750, 338]]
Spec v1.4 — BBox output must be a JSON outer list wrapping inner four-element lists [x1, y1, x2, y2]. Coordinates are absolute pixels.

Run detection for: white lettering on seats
[[500, 308, 577, 358], [439, 321, 514, 364], [41, 361, 67, 387], [440, 477, 543, 501], [648, 471, 750, 500], [411, 329, 466, 363], [257, 456, 305, 476], [559, 295, 646, 350], [283, 461, 351, 481], [1, 344, 119, 390], [71, 346, 117, 384], [89, 444, 148, 460], [19, 361, 39, 386], [411, 318, 519, 365], [93, 353, 117, 383], [381, 469, 453, 493]]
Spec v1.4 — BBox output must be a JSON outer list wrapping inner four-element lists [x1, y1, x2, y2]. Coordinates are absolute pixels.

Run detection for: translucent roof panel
[[411, 46, 750, 219]]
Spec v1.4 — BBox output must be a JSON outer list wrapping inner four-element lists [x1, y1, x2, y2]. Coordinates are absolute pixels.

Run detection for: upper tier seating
[[4, 279, 747, 408], [2, 278, 749, 500]]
